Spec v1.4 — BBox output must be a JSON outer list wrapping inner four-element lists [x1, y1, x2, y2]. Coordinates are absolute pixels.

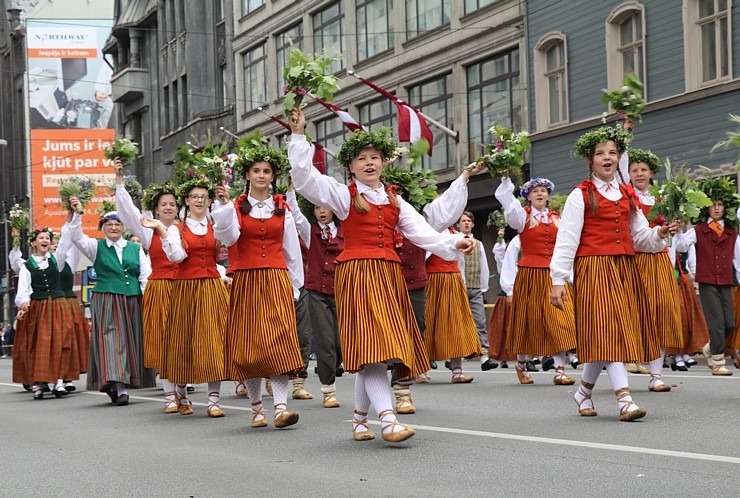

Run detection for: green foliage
[[601, 73, 646, 122], [548, 194, 568, 215], [381, 165, 437, 211], [141, 182, 179, 213], [710, 113, 740, 170], [695, 170, 740, 229], [282, 48, 342, 115], [486, 210, 507, 242], [648, 160, 713, 226], [104, 137, 139, 165], [8, 204, 29, 248], [574, 126, 632, 158], [470, 125, 530, 183], [58, 176, 95, 214], [97, 199, 117, 217]]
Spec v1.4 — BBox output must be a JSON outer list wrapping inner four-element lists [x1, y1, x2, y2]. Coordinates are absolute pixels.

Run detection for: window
[[606, 3, 646, 94], [406, 0, 450, 38], [167, 0, 176, 40], [315, 117, 347, 183], [217, 64, 226, 107], [242, 0, 264, 17], [464, 0, 496, 15], [181, 75, 188, 126], [242, 44, 267, 112], [356, 0, 393, 61], [533, 34, 568, 129], [276, 24, 304, 94], [683, 0, 731, 90], [313, 2, 344, 73], [467, 49, 522, 159], [408, 74, 454, 170], [172, 80, 179, 129], [163, 84, 170, 133], [359, 98, 394, 129], [177, 0, 185, 33]]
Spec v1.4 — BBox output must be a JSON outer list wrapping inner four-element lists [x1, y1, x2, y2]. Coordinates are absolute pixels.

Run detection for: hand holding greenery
[[282, 48, 341, 116], [104, 137, 139, 165], [486, 210, 507, 242], [601, 73, 645, 123], [8, 204, 29, 248], [109, 175, 143, 200], [469, 125, 530, 183], [59, 176, 95, 214]]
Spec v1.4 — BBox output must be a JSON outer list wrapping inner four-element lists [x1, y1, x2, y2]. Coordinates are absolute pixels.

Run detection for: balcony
[[111, 66, 149, 104]]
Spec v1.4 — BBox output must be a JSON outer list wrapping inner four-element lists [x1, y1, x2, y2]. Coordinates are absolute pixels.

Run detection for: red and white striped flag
[[315, 98, 368, 132], [267, 114, 326, 173]]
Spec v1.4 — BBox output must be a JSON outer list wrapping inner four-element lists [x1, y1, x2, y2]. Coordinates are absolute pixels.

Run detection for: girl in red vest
[[550, 126, 675, 422], [114, 159, 182, 413], [211, 143, 305, 430], [142, 179, 229, 417], [288, 108, 474, 443], [626, 149, 683, 391], [496, 176, 577, 386], [673, 180, 740, 375]]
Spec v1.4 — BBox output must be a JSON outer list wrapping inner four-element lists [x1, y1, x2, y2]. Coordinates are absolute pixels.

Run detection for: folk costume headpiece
[[338, 127, 396, 169], [98, 211, 122, 230], [28, 226, 54, 245], [177, 178, 215, 206], [574, 126, 632, 158], [233, 142, 289, 181], [696, 175, 740, 228], [627, 149, 661, 174], [142, 182, 179, 213], [519, 178, 554, 198]]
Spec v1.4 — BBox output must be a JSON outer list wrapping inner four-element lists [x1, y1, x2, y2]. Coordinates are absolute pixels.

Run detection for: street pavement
[[2, 357, 740, 497]]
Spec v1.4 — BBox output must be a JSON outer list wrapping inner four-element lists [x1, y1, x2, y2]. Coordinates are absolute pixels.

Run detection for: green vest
[[93, 239, 143, 297], [24, 255, 65, 300], [59, 262, 77, 298]]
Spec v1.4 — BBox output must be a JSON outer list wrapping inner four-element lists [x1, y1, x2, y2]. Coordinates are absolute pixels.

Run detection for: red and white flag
[[315, 99, 368, 132], [267, 114, 326, 172]]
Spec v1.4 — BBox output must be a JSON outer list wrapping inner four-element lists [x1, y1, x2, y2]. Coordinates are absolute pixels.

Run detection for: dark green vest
[[24, 255, 65, 300], [92, 239, 143, 297], [59, 263, 77, 298]]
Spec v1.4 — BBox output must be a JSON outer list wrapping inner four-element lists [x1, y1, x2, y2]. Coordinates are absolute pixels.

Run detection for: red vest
[[305, 223, 344, 295], [175, 221, 221, 280], [148, 230, 178, 280], [518, 207, 556, 268], [637, 202, 668, 254], [396, 237, 429, 291], [336, 191, 401, 263], [694, 222, 737, 285], [229, 210, 288, 272], [575, 181, 635, 257], [425, 228, 460, 273]]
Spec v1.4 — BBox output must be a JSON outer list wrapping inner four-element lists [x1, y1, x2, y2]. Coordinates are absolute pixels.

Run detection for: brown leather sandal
[[352, 410, 375, 441], [378, 409, 415, 443], [615, 387, 646, 421]]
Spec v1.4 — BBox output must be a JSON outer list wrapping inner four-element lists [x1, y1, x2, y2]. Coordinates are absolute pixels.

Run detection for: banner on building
[[27, 19, 115, 236]]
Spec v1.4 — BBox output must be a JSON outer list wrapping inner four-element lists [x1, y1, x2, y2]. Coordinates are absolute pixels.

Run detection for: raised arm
[[494, 177, 528, 232], [67, 211, 99, 262], [283, 211, 305, 300], [397, 199, 467, 261], [422, 172, 471, 232], [286, 189, 311, 245], [116, 184, 152, 249], [9, 247, 24, 275], [211, 189, 240, 247]]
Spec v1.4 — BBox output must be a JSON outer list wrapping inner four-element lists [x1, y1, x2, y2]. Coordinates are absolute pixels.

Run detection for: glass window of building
[[464, 0, 496, 15], [243, 43, 267, 112], [697, 0, 729, 82], [315, 117, 348, 183], [356, 0, 394, 61], [359, 98, 394, 129], [406, 0, 450, 38], [407, 74, 454, 170], [276, 24, 304, 94], [242, 0, 264, 17], [313, 2, 344, 73]]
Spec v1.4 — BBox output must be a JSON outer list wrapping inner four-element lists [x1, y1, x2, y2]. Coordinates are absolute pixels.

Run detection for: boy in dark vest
[[674, 178, 740, 375]]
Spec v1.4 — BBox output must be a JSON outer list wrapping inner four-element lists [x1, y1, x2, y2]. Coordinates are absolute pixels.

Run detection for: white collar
[[355, 180, 386, 196], [707, 218, 725, 227], [529, 206, 550, 219], [318, 221, 336, 231], [592, 176, 620, 192], [248, 195, 274, 208], [186, 217, 208, 228], [31, 253, 50, 262], [105, 238, 127, 249]]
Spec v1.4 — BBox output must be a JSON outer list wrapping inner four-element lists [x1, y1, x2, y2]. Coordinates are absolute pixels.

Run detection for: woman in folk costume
[[142, 178, 229, 417], [211, 142, 304, 430], [14, 227, 78, 399], [288, 108, 475, 443], [114, 160, 181, 413], [420, 166, 486, 384], [495, 176, 577, 386], [550, 127, 676, 421], [487, 234, 520, 370], [67, 200, 155, 405], [626, 149, 683, 391], [668, 245, 708, 370]]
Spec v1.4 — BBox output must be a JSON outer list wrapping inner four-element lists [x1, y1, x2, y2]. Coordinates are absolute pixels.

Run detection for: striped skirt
[[506, 266, 577, 356], [634, 252, 683, 349], [574, 256, 660, 363], [487, 295, 517, 361], [12, 297, 76, 384], [669, 273, 710, 355], [335, 259, 429, 379], [726, 286, 740, 350], [142, 279, 173, 368], [64, 297, 90, 378], [88, 292, 155, 390], [226, 269, 304, 379], [162, 278, 228, 385], [424, 272, 482, 360]]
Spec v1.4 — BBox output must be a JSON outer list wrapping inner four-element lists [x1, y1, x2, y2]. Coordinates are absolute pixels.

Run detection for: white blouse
[[15, 254, 56, 305], [495, 177, 554, 232], [499, 235, 520, 297], [492, 240, 506, 275], [549, 176, 666, 286]]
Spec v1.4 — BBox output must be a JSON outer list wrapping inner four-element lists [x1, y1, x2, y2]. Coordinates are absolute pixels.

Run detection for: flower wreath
[[28, 226, 54, 245], [627, 149, 661, 174], [142, 182, 179, 213], [337, 127, 396, 169], [696, 175, 740, 227], [519, 177, 555, 198], [177, 178, 215, 206], [574, 126, 632, 158], [233, 143, 289, 180]]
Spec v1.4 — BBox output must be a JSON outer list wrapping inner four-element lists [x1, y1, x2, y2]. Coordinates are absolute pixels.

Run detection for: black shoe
[[685, 358, 697, 367], [186, 385, 195, 393], [570, 359, 580, 369], [104, 383, 118, 403], [33, 388, 44, 400], [481, 359, 499, 371], [541, 356, 555, 372], [500, 361, 508, 369], [525, 360, 539, 372], [336, 365, 344, 377], [41, 383, 51, 393], [64, 381, 76, 393], [670, 360, 688, 372], [444, 360, 452, 370], [532, 357, 541, 365], [663, 360, 669, 368], [430, 360, 438, 370], [22, 384, 32, 392], [116, 394, 129, 406], [53, 386, 68, 398]]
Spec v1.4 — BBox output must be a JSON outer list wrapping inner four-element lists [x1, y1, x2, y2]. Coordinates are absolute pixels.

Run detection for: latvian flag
[[315, 98, 368, 132], [267, 114, 326, 173]]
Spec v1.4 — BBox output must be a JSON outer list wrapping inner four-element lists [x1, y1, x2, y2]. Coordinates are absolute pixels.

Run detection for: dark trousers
[[307, 290, 342, 386], [391, 288, 427, 387], [295, 287, 313, 379], [698, 283, 735, 355]]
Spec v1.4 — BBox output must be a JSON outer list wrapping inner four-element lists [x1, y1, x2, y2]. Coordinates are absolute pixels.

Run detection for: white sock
[[55, 379, 64, 390], [649, 347, 666, 376], [115, 382, 128, 397], [553, 352, 566, 369], [604, 362, 639, 413], [362, 363, 400, 434], [675, 355, 686, 367], [567, 351, 578, 362], [270, 375, 290, 411], [162, 379, 175, 394], [581, 361, 604, 385], [354, 371, 371, 414], [574, 380, 595, 411], [515, 354, 531, 377], [207, 381, 221, 406], [176, 384, 187, 398], [246, 378, 262, 404], [450, 357, 463, 378]]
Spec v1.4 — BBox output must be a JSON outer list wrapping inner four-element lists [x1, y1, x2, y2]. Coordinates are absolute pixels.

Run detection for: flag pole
[[347, 70, 459, 141]]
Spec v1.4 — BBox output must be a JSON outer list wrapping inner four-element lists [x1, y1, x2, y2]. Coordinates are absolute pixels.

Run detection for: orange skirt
[[142, 279, 173, 368], [487, 295, 516, 361], [335, 259, 429, 379], [161, 278, 228, 384], [726, 286, 740, 350], [634, 252, 683, 348], [424, 272, 482, 361], [226, 269, 304, 379], [574, 255, 660, 363], [507, 266, 577, 356], [64, 297, 89, 377], [668, 273, 710, 355]]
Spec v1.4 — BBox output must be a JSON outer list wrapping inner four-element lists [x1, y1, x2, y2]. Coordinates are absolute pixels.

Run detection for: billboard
[[27, 19, 116, 237]]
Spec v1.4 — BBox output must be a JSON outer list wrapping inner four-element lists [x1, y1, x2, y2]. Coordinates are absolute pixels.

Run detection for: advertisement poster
[[27, 19, 116, 236]]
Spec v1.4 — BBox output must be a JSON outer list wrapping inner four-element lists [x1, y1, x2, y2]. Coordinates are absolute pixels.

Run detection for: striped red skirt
[[424, 272, 482, 361], [507, 266, 577, 356], [13, 297, 76, 384], [669, 273, 710, 355], [574, 255, 660, 363], [487, 295, 516, 361], [726, 286, 740, 350], [634, 252, 683, 349], [335, 259, 429, 379], [64, 297, 89, 378], [142, 279, 173, 368], [162, 278, 228, 384], [226, 269, 304, 379], [88, 292, 155, 390]]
